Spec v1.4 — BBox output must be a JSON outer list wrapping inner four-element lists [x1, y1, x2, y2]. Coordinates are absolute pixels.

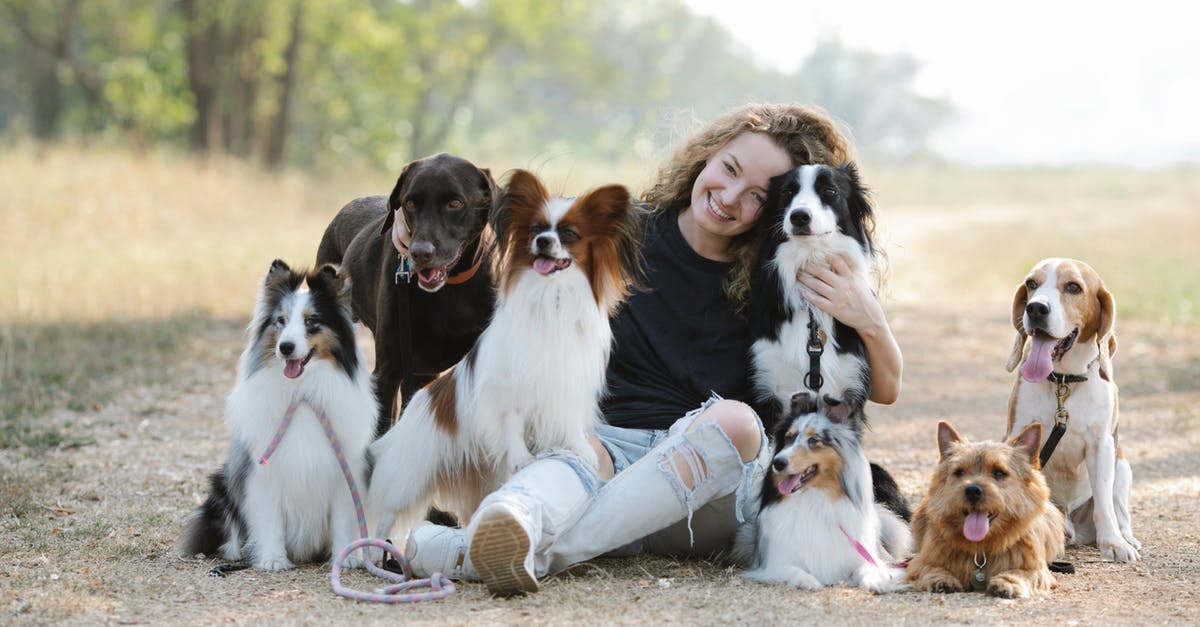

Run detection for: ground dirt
[[3, 304, 1199, 625]]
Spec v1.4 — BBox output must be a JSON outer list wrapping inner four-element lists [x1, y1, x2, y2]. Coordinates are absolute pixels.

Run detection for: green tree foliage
[[0, 0, 952, 168]]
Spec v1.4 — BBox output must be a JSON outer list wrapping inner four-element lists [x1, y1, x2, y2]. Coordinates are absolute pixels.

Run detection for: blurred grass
[[1, 145, 1197, 450]]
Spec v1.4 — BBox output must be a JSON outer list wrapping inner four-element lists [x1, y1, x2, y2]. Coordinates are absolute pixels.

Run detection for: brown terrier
[[907, 421, 1065, 598]]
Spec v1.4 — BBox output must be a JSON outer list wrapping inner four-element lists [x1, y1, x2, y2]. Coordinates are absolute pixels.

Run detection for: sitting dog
[[1005, 257, 1140, 562], [907, 421, 1065, 598], [734, 393, 910, 592], [178, 260, 375, 571], [749, 162, 877, 426], [368, 169, 642, 547], [316, 153, 498, 437]]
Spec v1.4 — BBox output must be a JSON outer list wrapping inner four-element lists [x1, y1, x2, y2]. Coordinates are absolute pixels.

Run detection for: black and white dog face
[[763, 163, 873, 254]]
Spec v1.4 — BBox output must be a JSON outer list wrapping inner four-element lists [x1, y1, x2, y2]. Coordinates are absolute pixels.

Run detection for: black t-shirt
[[601, 209, 755, 430]]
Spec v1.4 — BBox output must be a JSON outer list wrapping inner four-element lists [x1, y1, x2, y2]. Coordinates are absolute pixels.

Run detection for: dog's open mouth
[[1020, 327, 1079, 383], [283, 348, 315, 379], [415, 246, 464, 292], [962, 509, 998, 542], [533, 255, 571, 276], [777, 464, 818, 496]]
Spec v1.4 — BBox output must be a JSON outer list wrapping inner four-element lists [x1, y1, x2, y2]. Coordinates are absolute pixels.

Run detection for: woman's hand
[[798, 254, 902, 404]]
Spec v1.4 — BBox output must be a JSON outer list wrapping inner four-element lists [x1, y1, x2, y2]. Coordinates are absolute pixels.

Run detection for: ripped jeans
[[539, 394, 770, 575]]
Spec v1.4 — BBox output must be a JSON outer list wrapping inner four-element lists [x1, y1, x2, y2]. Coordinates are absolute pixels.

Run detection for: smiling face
[[684, 132, 791, 256]]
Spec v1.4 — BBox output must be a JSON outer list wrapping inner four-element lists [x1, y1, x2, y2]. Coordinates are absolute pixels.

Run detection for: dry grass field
[[2, 145, 1198, 624]]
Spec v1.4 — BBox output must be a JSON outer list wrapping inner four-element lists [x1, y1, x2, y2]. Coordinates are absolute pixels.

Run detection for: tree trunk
[[264, 1, 304, 169], [181, 0, 219, 153]]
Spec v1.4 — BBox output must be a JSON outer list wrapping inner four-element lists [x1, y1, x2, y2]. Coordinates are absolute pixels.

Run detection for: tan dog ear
[[1009, 422, 1043, 466], [1005, 280, 1030, 372], [936, 421, 962, 460], [1096, 284, 1117, 380]]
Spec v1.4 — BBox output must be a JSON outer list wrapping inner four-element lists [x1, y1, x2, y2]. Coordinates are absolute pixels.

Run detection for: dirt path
[[3, 304, 1199, 624]]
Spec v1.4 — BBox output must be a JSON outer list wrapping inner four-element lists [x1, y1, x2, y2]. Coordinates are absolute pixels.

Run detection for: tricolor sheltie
[[734, 394, 911, 591], [178, 260, 375, 571], [749, 163, 876, 425], [368, 169, 641, 545]]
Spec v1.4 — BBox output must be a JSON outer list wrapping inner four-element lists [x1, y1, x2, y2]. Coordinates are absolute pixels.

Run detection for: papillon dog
[[734, 393, 911, 592], [368, 169, 642, 545], [179, 260, 375, 571], [749, 163, 877, 426]]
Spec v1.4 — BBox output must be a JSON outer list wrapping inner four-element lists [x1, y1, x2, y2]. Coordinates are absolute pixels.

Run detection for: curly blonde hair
[[642, 103, 859, 309]]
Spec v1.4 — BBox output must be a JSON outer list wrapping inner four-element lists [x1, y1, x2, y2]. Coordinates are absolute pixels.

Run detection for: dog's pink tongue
[[533, 257, 557, 275], [777, 473, 803, 496], [284, 359, 303, 379], [963, 511, 990, 542], [1021, 336, 1055, 382]]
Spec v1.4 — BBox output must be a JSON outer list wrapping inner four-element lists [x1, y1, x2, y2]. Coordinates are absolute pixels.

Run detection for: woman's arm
[[796, 255, 902, 404]]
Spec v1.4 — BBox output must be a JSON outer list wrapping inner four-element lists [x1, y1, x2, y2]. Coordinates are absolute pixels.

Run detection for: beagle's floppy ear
[[1005, 280, 1030, 372], [1096, 284, 1117, 380], [382, 161, 417, 236]]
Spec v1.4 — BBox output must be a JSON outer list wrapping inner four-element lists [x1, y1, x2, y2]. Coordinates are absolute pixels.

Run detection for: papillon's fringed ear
[[1009, 422, 1043, 466], [1096, 284, 1117, 381], [1006, 280, 1031, 372], [493, 169, 549, 248], [936, 421, 962, 461], [382, 161, 416, 235]]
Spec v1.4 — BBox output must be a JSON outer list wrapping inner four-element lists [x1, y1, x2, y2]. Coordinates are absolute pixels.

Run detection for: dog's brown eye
[[992, 468, 1008, 480], [807, 436, 820, 448], [1065, 282, 1082, 295], [404, 200, 415, 209], [448, 199, 464, 209], [820, 186, 838, 198], [559, 228, 580, 244], [953, 468, 965, 478], [1025, 279, 1037, 290], [275, 315, 286, 326]]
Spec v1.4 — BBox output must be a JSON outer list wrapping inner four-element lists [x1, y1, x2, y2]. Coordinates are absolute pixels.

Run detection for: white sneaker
[[469, 502, 538, 596], [403, 522, 477, 580]]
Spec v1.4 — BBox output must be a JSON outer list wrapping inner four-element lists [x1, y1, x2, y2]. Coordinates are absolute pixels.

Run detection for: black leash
[[1038, 372, 1088, 468], [804, 308, 826, 393], [394, 254, 419, 412]]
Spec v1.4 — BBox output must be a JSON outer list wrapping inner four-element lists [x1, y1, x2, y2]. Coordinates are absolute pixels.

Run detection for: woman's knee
[[691, 399, 763, 462], [586, 433, 616, 480]]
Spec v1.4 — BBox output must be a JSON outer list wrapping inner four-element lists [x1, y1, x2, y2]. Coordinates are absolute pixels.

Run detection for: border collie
[[749, 163, 876, 426], [734, 394, 911, 591], [178, 260, 375, 571], [368, 169, 642, 546]]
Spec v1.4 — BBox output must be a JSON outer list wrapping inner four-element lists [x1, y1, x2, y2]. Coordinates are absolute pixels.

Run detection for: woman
[[403, 103, 902, 596]]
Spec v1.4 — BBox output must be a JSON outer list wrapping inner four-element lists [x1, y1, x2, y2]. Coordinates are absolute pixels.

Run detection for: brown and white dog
[[1005, 257, 1140, 562]]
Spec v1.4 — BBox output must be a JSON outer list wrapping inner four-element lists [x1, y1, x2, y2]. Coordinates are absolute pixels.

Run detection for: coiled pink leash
[[260, 399, 456, 603]]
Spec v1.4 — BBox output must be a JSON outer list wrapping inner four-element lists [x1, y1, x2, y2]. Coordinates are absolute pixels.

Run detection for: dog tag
[[395, 256, 413, 284], [970, 566, 987, 591]]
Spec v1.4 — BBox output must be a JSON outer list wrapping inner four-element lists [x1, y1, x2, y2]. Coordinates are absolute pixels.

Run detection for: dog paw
[[254, 556, 295, 572], [1101, 537, 1140, 562], [860, 569, 908, 594], [929, 579, 964, 594], [791, 572, 823, 590], [987, 573, 1031, 599], [339, 550, 365, 570]]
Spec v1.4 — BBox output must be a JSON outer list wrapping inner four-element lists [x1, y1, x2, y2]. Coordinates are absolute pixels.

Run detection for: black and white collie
[[734, 394, 911, 591], [368, 169, 641, 545], [179, 260, 375, 571], [749, 163, 876, 425]]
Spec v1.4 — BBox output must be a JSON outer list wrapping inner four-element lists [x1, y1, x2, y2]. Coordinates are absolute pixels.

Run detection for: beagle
[[1005, 257, 1140, 562]]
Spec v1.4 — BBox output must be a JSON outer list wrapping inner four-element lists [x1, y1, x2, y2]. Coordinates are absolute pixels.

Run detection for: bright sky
[[685, 0, 1200, 166]]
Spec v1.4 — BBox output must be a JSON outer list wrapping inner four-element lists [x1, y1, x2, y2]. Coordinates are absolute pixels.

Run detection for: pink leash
[[259, 400, 456, 603], [839, 525, 880, 568]]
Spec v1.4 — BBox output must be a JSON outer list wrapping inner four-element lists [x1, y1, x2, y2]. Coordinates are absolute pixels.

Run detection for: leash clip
[[394, 255, 413, 285], [1054, 380, 1072, 427]]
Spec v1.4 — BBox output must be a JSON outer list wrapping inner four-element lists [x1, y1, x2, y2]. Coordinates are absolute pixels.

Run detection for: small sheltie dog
[[907, 421, 1066, 598], [749, 163, 876, 425], [368, 169, 641, 545], [734, 394, 911, 592], [179, 260, 375, 571]]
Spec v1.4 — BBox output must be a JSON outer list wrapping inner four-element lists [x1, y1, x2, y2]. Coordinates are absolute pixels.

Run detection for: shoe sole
[[470, 508, 538, 597]]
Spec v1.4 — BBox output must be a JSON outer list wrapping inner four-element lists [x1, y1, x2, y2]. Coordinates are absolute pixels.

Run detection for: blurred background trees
[[0, 0, 952, 171]]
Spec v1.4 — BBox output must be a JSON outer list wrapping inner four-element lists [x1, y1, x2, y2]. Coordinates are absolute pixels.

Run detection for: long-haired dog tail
[[178, 468, 241, 558]]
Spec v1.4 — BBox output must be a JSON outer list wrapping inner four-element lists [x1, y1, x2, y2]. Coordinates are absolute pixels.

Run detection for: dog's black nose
[[409, 241, 435, 265], [535, 234, 554, 251], [1026, 301, 1050, 318], [789, 210, 811, 230], [965, 484, 983, 504], [279, 341, 295, 357], [771, 456, 788, 472]]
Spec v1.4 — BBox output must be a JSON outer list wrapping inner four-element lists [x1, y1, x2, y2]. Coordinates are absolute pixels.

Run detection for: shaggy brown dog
[[907, 421, 1065, 598]]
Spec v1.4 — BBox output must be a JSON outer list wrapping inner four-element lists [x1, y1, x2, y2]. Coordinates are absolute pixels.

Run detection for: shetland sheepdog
[[734, 394, 911, 591], [178, 260, 375, 571], [749, 163, 877, 425], [368, 169, 641, 546]]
